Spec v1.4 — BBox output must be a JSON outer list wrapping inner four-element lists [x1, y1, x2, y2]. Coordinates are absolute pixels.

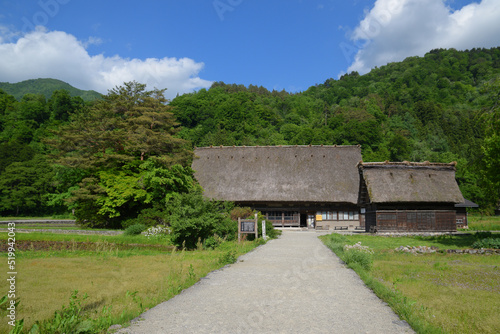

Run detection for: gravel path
[[116, 230, 414, 334]]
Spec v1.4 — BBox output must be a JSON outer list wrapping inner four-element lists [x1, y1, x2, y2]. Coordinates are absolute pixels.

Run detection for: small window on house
[[327, 211, 336, 220], [349, 212, 354, 220], [267, 212, 280, 221], [338, 211, 344, 220], [322, 211, 327, 220], [354, 212, 359, 220], [344, 212, 349, 220]]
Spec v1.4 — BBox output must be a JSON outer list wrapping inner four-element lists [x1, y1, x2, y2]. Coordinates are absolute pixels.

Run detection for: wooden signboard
[[238, 213, 258, 242]]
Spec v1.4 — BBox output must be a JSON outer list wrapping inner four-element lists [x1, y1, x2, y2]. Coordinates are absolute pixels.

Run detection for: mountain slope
[[0, 78, 102, 101]]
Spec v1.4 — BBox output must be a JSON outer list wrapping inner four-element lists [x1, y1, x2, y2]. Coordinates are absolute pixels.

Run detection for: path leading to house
[[117, 230, 414, 334]]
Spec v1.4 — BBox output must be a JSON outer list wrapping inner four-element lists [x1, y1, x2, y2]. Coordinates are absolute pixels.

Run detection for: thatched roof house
[[193, 145, 361, 204], [193, 145, 362, 228], [359, 161, 464, 205], [358, 161, 464, 232]]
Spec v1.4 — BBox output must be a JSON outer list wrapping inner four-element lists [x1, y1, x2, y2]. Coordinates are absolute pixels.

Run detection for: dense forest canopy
[[0, 47, 499, 222]]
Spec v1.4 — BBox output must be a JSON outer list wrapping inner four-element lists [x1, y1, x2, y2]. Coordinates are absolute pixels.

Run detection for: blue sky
[[0, 0, 499, 99]]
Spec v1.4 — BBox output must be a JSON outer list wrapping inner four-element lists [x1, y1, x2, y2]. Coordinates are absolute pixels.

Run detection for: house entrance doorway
[[300, 213, 316, 228], [307, 214, 315, 228]]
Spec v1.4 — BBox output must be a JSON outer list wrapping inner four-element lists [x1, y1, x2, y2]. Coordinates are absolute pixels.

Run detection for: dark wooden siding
[[455, 208, 467, 229], [365, 210, 376, 232], [371, 210, 456, 232]]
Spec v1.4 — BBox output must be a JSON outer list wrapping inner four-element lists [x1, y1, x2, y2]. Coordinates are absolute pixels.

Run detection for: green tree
[[388, 133, 411, 161], [0, 90, 16, 132], [50, 81, 191, 170], [0, 142, 35, 173], [48, 89, 84, 121], [167, 190, 236, 249], [0, 155, 53, 215], [47, 82, 193, 227], [479, 78, 500, 211], [19, 93, 49, 125]]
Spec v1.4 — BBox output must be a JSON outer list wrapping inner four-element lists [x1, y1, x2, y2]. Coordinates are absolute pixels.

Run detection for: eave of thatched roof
[[455, 199, 479, 208], [192, 145, 362, 204], [359, 161, 464, 204]]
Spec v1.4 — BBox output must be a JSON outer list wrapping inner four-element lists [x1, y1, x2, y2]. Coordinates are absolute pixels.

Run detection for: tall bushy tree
[[48, 82, 194, 227], [479, 78, 500, 211], [0, 155, 54, 215], [48, 89, 84, 121], [50, 81, 191, 170]]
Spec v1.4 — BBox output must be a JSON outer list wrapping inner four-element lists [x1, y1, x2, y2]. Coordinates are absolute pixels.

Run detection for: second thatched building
[[358, 161, 464, 232]]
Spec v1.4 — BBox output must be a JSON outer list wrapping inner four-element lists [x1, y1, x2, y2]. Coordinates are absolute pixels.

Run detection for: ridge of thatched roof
[[359, 161, 464, 204], [359, 161, 457, 169], [192, 145, 362, 204]]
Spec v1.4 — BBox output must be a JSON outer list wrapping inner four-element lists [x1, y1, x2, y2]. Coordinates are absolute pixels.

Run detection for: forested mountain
[[0, 47, 498, 220], [0, 78, 102, 101]]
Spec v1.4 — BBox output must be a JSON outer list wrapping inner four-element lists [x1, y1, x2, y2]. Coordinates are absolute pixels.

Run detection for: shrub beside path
[[117, 230, 414, 333]]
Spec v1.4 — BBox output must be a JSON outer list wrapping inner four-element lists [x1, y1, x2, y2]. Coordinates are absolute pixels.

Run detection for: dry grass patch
[[0, 241, 258, 333]]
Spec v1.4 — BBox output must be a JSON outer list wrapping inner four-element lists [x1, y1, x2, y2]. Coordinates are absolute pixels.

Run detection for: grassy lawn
[[321, 233, 500, 334], [0, 217, 74, 221], [1, 232, 167, 246], [0, 232, 262, 333], [0, 226, 115, 232], [0, 225, 79, 230], [467, 214, 500, 231]]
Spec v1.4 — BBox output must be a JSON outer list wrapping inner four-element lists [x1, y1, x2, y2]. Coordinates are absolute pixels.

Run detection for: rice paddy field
[[0, 230, 260, 333]]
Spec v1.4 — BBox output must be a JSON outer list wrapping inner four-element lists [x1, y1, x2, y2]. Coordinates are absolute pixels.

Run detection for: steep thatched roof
[[192, 145, 362, 204], [359, 161, 464, 204]]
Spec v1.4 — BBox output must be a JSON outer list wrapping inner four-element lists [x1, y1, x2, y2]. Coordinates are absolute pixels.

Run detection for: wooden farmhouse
[[192, 146, 467, 232], [358, 161, 464, 232], [192, 145, 362, 230]]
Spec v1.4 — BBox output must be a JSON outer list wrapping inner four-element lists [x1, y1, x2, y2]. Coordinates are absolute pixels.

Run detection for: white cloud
[[0, 25, 20, 44], [0, 27, 213, 99], [344, 0, 500, 75], [81, 36, 103, 49]]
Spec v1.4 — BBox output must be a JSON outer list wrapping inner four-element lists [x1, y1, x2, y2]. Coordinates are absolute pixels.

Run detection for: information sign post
[[238, 213, 258, 242]]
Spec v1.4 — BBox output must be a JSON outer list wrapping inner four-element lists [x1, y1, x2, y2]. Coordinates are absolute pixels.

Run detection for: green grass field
[[0, 217, 74, 221], [0, 226, 81, 231], [0, 231, 261, 333], [467, 214, 500, 231], [321, 233, 500, 334], [2, 231, 166, 246]]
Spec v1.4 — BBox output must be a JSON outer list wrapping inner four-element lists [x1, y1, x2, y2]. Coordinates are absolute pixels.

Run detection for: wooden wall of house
[[248, 202, 360, 229], [315, 209, 361, 230], [365, 210, 376, 232], [455, 207, 468, 228], [368, 209, 457, 232], [264, 211, 300, 228]]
